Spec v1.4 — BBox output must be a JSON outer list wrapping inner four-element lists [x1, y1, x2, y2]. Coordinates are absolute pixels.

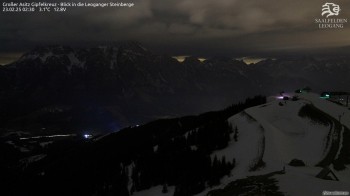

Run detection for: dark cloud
[[1, 0, 350, 59]]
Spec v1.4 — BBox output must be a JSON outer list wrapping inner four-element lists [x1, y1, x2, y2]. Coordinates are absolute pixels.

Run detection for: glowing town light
[[84, 134, 92, 139], [20, 134, 75, 140]]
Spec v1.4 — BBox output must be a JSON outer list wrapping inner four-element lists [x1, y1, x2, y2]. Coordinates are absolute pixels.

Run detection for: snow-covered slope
[[244, 98, 330, 169], [213, 94, 332, 172], [201, 93, 350, 196]]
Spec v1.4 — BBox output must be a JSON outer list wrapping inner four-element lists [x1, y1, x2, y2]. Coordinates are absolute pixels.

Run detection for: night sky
[[1, 0, 350, 64]]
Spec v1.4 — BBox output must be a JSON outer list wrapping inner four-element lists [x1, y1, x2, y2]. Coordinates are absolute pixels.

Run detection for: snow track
[[244, 99, 331, 169]]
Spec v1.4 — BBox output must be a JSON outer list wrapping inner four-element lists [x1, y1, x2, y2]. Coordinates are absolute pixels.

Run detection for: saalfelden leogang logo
[[315, 2, 347, 29]]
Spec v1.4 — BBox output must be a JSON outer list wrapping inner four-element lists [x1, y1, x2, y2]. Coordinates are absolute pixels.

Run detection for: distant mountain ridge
[[0, 42, 349, 134]]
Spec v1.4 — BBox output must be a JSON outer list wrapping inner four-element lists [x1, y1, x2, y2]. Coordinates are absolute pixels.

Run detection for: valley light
[[84, 134, 92, 139]]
